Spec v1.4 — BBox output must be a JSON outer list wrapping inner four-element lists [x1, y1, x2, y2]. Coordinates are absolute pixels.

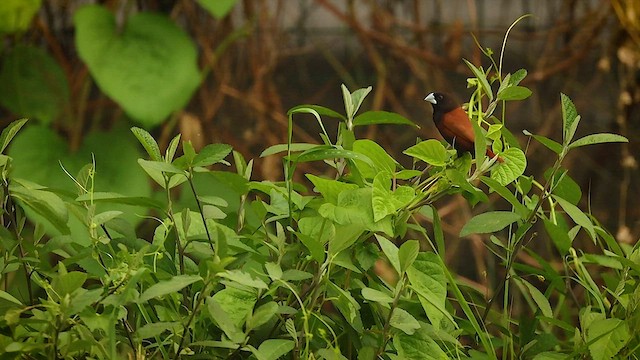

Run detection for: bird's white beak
[[424, 93, 436, 104]]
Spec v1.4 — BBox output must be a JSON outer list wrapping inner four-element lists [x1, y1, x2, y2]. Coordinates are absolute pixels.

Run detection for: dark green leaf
[[287, 104, 346, 121], [0, 118, 28, 154]]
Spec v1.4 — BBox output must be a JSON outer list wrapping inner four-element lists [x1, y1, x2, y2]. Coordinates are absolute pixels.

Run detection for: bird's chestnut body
[[424, 92, 500, 161]]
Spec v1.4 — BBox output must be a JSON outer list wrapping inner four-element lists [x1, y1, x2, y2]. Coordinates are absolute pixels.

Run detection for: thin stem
[[186, 173, 215, 253]]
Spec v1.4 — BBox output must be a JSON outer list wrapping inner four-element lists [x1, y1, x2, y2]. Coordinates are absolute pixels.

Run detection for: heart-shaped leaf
[[74, 5, 201, 127]]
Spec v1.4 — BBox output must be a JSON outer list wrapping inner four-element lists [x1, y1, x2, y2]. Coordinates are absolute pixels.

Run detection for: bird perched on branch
[[424, 92, 502, 162]]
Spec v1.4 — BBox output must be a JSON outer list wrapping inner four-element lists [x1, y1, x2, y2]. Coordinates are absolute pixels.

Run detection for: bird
[[424, 92, 502, 162]]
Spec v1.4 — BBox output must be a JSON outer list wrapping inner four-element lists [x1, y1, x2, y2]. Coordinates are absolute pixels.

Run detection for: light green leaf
[[219, 269, 268, 289], [403, 139, 449, 166], [136, 322, 181, 339], [560, 93, 579, 145], [296, 146, 374, 167], [193, 143, 232, 167], [260, 143, 318, 157], [247, 302, 279, 330], [0, 118, 28, 154], [376, 235, 400, 274], [394, 327, 448, 359], [398, 240, 419, 274], [75, 5, 201, 126], [349, 86, 372, 119], [307, 174, 359, 205], [361, 287, 393, 307], [353, 139, 398, 177], [130, 127, 162, 161], [553, 196, 596, 242], [497, 85, 532, 101], [490, 147, 527, 186], [256, 339, 295, 360], [407, 252, 450, 329], [353, 111, 417, 127], [138, 275, 202, 303], [523, 130, 563, 155], [460, 211, 521, 237], [0, 0, 41, 33], [196, 0, 238, 19], [287, 104, 346, 120], [569, 133, 628, 149], [464, 59, 493, 101], [390, 308, 421, 335], [519, 278, 552, 318], [587, 318, 630, 360]]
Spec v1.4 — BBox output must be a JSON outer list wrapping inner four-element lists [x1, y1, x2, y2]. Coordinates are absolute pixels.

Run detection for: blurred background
[[0, 0, 638, 284]]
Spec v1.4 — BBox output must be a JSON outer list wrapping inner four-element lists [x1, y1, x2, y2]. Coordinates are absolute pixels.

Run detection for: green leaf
[[553, 196, 596, 242], [523, 130, 563, 155], [207, 297, 245, 343], [138, 159, 185, 175], [130, 127, 162, 161], [361, 287, 393, 307], [519, 278, 552, 318], [219, 270, 268, 289], [560, 93, 579, 145], [52, 271, 87, 297], [295, 146, 374, 167], [497, 85, 532, 101], [353, 111, 417, 127], [256, 339, 295, 360], [247, 302, 279, 331], [376, 235, 400, 274], [10, 184, 70, 234], [543, 219, 572, 256], [287, 104, 346, 121], [135, 322, 181, 339], [403, 139, 449, 166], [394, 327, 448, 359], [196, 0, 238, 19], [319, 189, 393, 236], [0, 0, 41, 33], [568, 133, 628, 149], [407, 252, 450, 329], [508, 69, 527, 86], [348, 86, 372, 119], [306, 174, 359, 205], [193, 143, 233, 167], [75, 5, 201, 126], [297, 216, 332, 262], [0, 118, 28, 154], [586, 318, 630, 360], [389, 308, 421, 335], [372, 172, 395, 222], [546, 169, 581, 205], [398, 240, 419, 274], [353, 139, 398, 177], [138, 275, 202, 303], [327, 281, 363, 333], [480, 177, 529, 217], [0, 290, 22, 306], [460, 211, 521, 237], [463, 59, 493, 101], [490, 147, 527, 186], [260, 143, 318, 157], [0, 45, 68, 124], [76, 192, 164, 210]]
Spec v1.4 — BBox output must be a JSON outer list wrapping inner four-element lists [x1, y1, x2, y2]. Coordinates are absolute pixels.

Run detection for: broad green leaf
[[497, 85, 532, 101], [131, 127, 162, 161], [319, 188, 393, 236], [0, 45, 68, 124], [196, 0, 238, 19], [372, 172, 395, 222], [306, 174, 358, 205], [136, 322, 181, 339], [287, 104, 346, 121], [138, 275, 202, 303], [490, 147, 527, 186], [586, 318, 630, 360], [353, 111, 417, 127], [553, 196, 596, 242], [361, 287, 393, 307], [560, 93, 579, 145], [398, 240, 419, 274], [407, 252, 450, 329], [568, 133, 628, 149], [193, 143, 232, 167], [353, 139, 398, 177], [297, 216, 333, 262], [463, 59, 493, 101], [256, 339, 295, 360], [207, 297, 245, 343], [394, 327, 448, 359], [219, 269, 268, 289], [10, 184, 70, 234], [260, 143, 318, 157], [389, 308, 421, 335], [211, 287, 257, 327], [92, 210, 123, 225], [138, 159, 185, 175], [518, 278, 552, 318], [0, 0, 41, 33], [247, 302, 279, 330], [52, 271, 87, 297], [75, 5, 201, 126], [403, 139, 449, 166], [460, 211, 521, 237], [0, 290, 22, 306], [0, 118, 28, 154], [325, 223, 363, 255], [523, 130, 563, 155]]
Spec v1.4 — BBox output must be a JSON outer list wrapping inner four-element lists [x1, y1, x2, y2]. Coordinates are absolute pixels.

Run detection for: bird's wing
[[437, 107, 476, 151]]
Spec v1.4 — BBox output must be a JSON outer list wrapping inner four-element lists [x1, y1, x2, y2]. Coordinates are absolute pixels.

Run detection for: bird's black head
[[424, 92, 458, 114]]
